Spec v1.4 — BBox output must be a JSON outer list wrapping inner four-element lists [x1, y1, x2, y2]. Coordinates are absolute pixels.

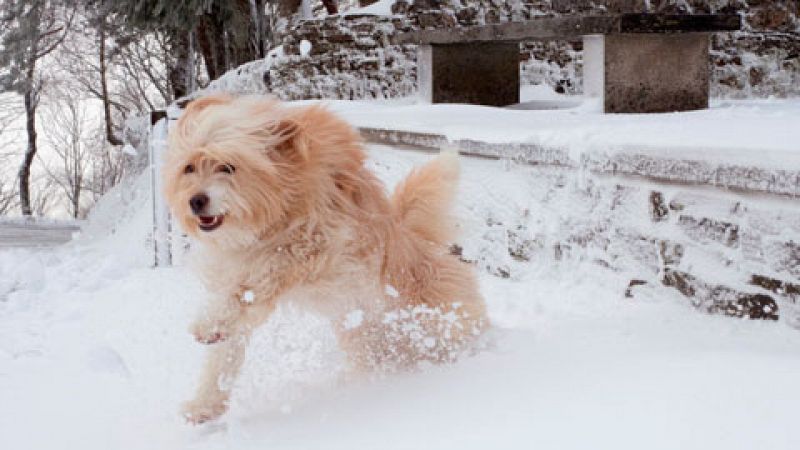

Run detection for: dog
[[163, 94, 488, 424]]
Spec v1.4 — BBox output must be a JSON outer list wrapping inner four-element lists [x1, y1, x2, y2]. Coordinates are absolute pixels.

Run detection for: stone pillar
[[583, 33, 710, 113], [417, 43, 520, 106], [583, 35, 605, 100]]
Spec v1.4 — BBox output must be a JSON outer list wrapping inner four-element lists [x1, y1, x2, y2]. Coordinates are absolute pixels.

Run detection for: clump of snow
[[122, 144, 138, 156], [298, 39, 312, 57], [384, 284, 399, 298], [242, 290, 255, 304], [343, 309, 364, 330], [345, 0, 397, 16]]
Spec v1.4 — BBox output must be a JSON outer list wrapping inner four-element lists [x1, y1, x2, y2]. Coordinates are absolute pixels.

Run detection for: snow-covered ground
[[1, 144, 799, 450]]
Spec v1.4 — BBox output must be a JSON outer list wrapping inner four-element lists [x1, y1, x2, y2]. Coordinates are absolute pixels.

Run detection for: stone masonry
[[242, 0, 799, 100]]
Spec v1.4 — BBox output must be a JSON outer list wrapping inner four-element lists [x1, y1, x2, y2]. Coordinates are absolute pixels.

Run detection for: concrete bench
[[395, 14, 742, 113]]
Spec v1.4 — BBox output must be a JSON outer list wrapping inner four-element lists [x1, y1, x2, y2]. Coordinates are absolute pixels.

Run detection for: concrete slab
[[585, 33, 710, 113]]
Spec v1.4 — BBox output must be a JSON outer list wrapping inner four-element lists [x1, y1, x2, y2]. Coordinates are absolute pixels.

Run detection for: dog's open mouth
[[197, 215, 224, 232]]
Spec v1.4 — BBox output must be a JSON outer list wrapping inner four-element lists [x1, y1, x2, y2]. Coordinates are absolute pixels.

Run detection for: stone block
[[584, 33, 710, 113]]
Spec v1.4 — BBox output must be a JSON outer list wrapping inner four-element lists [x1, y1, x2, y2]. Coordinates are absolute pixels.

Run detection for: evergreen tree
[[96, 0, 269, 92]]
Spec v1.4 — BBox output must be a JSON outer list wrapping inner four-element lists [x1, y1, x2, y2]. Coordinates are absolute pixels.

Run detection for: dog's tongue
[[199, 216, 216, 225]]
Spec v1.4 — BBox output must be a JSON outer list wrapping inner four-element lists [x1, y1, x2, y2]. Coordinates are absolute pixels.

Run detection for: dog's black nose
[[189, 193, 209, 214]]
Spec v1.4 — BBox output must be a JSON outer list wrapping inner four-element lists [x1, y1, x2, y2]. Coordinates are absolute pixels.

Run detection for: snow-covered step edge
[[0, 223, 81, 248], [359, 127, 800, 198]]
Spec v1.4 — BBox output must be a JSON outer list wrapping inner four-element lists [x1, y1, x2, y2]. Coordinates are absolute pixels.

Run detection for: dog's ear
[[267, 110, 311, 162], [183, 94, 234, 118]]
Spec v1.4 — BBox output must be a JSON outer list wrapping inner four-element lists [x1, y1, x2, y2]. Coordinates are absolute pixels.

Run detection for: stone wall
[[204, 0, 799, 100], [271, 14, 416, 99], [400, 0, 800, 97], [360, 127, 800, 327]]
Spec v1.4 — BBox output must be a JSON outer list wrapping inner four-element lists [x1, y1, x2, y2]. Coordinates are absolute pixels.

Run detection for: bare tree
[[84, 127, 126, 203], [0, 93, 20, 139], [39, 93, 91, 218], [0, 0, 74, 216], [0, 154, 19, 214], [0, 94, 21, 215], [30, 175, 56, 217], [113, 33, 176, 112], [59, 6, 175, 149], [0, 183, 19, 214]]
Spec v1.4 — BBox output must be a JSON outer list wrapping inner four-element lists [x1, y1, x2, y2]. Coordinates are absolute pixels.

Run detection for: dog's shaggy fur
[[164, 94, 488, 424]]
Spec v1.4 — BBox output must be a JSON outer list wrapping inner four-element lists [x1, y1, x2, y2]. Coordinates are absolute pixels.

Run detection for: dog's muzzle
[[190, 193, 224, 231], [190, 193, 209, 215]]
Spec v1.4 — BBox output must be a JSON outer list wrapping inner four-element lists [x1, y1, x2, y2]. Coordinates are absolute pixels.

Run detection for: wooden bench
[[395, 14, 742, 113]]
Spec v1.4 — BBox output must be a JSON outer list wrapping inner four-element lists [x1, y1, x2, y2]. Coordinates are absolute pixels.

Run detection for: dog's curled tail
[[390, 149, 460, 245]]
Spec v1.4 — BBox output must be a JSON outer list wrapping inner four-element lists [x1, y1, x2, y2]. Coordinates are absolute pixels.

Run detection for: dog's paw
[[182, 398, 228, 425], [190, 319, 230, 344]]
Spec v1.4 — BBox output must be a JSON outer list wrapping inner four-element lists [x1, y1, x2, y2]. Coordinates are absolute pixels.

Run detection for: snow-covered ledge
[[359, 127, 800, 198], [320, 98, 800, 198]]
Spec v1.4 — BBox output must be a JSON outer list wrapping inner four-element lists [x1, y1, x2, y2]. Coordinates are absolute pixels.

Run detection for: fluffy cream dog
[[163, 94, 488, 424]]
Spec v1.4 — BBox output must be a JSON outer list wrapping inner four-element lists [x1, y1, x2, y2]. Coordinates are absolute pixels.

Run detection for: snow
[[299, 39, 312, 57], [242, 290, 256, 304], [345, 0, 397, 16], [122, 144, 138, 156], [343, 309, 364, 330], [384, 284, 399, 298], [306, 97, 800, 172], [1, 144, 799, 450]]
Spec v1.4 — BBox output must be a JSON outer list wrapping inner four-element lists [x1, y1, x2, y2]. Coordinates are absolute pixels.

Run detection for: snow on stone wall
[[400, 0, 800, 97], [271, 15, 416, 100], [414, 146, 800, 325], [205, 14, 417, 101], [366, 139, 800, 326], [214, 0, 798, 100]]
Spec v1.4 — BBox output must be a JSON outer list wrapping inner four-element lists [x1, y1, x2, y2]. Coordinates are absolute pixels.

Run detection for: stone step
[[359, 127, 800, 198]]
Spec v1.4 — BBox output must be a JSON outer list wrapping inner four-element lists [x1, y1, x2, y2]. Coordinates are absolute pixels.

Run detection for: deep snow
[[1, 144, 799, 450]]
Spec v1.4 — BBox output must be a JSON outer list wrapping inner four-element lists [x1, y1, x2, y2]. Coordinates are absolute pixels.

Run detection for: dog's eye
[[217, 164, 235, 174], [183, 164, 195, 174]]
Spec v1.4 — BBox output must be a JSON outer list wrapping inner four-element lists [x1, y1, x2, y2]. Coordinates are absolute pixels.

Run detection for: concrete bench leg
[[583, 33, 710, 113], [418, 43, 520, 106]]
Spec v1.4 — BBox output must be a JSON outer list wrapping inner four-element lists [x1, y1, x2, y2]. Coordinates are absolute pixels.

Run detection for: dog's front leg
[[183, 301, 277, 424], [190, 293, 242, 344]]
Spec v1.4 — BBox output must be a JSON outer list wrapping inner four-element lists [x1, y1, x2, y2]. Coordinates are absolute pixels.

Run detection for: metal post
[[149, 111, 171, 267]]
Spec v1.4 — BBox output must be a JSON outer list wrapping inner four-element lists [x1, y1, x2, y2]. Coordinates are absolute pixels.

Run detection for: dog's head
[[163, 94, 367, 248]]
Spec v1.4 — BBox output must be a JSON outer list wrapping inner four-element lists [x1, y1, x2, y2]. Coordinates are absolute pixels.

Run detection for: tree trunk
[[99, 22, 123, 146], [196, 14, 227, 81], [231, 0, 260, 65], [168, 30, 190, 99], [322, 0, 338, 14], [250, 0, 266, 58], [277, 0, 303, 19], [187, 30, 197, 93], [18, 60, 38, 216], [72, 180, 80, 218]]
